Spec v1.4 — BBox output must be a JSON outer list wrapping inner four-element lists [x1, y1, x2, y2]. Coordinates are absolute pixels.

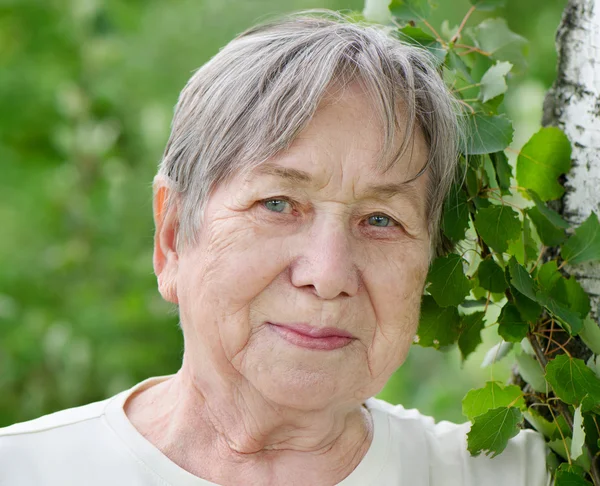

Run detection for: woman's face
[[169, 84, 431, 410]]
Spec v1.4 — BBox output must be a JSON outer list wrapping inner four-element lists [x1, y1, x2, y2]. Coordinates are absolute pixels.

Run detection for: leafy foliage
[[468, 18, 528, 71], [426, 253, 471, 307], [461, 114, 514, 155], [467, 406, 522, 457], [474, 205, 521, 253], [477, 259, 507, 293], [458, 311, 486, 360], [479, 61, 512, 102], [416, 296, 461, 348], [561, 213, 600, 265], [367, 1, 600, 483], [462, 381, 524, 420], [545, 355, 600, 407], [517, 127, 572, 201]]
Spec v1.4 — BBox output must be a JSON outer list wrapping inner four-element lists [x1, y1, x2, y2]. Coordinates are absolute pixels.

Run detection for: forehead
[[244, 82, 430, 199]]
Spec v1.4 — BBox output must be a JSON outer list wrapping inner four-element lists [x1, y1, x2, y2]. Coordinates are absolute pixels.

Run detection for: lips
[[268, 322, 355, 351]]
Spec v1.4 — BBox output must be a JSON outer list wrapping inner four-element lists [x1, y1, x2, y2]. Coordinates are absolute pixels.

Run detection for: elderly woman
[[0, 11, 548, 486]]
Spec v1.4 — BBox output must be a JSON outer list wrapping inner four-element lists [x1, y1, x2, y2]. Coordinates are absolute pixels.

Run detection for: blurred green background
[[0, 0, 566, 427]]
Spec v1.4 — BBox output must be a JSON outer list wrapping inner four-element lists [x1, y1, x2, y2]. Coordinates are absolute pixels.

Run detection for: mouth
[[267, 322, 355, 351]]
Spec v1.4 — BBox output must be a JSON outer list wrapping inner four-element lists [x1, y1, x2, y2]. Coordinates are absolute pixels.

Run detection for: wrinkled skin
[[126, 82, 431, 485]]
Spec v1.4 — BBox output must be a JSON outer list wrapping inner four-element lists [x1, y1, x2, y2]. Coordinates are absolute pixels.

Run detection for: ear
[[152, 177, 179, 304]]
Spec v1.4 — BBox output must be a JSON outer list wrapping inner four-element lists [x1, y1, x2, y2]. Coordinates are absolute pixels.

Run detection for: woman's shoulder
[[365, 398, 550, 486], [0, 385, 154, 485], [0, 397, 113, 439]]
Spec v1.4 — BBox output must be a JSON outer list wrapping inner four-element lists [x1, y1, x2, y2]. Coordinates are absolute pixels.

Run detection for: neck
[[124, 360, 373, 485]]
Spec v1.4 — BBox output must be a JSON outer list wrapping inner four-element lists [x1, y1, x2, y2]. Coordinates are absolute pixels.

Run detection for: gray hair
[[155, 10, 460, 257]]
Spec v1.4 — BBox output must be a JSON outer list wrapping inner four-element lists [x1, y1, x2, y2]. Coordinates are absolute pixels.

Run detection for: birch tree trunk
[[542, 0, 600, 321]]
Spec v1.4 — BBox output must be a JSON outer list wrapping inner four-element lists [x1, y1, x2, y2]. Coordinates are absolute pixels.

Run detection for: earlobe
[[152, 179, 180, 304]]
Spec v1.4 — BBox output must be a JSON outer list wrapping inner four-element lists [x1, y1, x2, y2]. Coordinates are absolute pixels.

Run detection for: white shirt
[[0, 375, 550, 485]]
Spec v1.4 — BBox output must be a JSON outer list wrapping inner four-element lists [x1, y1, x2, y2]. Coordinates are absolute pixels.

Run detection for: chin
[[254, 369, 346, 410], [245, 349, 364, 410], [236, 332, 374, 409]]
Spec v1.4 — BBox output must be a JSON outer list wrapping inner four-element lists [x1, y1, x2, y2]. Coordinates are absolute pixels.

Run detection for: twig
[[455, 44, 491, 56], [452, 82, 482, 93], [544, 320, 555, 354], [420, 18, 445, 46], [451, 6, 476, 44], [528, 333, 600, 485], [532, 331, 572, 357], [457, 98, 476, 114], [530, 246, 547, 273]]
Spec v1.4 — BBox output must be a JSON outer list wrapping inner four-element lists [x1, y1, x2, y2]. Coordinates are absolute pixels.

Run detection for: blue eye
[[368, 214, 394, 227], [263, 199, 291, 213]]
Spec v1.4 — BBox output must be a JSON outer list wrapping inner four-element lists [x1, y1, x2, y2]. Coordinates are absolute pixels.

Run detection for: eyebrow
[[255, 164, 312, 184], [255, 162, 420, 201]]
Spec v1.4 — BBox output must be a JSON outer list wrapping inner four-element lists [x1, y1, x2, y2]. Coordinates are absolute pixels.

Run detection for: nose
[[290, 218, 360, 300]]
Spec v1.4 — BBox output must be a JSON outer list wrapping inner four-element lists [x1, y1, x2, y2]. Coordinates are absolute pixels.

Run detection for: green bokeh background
[[0, 0, 566, 427]]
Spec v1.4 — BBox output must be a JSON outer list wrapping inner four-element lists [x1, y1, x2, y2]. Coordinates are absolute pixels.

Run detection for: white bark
[[543, 0, 600, 318]]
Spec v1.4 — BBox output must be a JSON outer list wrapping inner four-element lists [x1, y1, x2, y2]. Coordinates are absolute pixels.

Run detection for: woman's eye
[[367, 214, 396, 227], [262, 199, 292, 214]]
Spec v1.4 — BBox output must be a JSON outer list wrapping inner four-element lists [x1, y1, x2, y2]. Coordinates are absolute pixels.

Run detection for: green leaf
[[561, 212, 600, 264], [507, 213, 537, 265], [534, 269, 587, 330], [507, 257, 537, 301], [498, 303, 528, 342], [479, 61, 512, 102], [467, 406, 522, 457], [524, 410, 557, 437], [572, 406, 585, 461], [557, 277, 591, 318], [584, 412, 600, 454], [515, 352, 547, 393], [469, 0, 506, 11], [489, 151, 512, 193], [579, 316, 600, 355], [555, 463, 593, 485], [469, 49, 495, 81], [517, 127, 571, 201], [426, 253, 471, 307], [527, 207, 566, 246], [528, 190, 570, 228], [511, 289, 542, 323], [477, 259, 507, 293], [587, 355, 600, 380], [461, 114, 514, 155], [512, 288, 541, 322], [389, 0, 431, 21], [464, 170, 479, 201], [417, 295, 461, 348], [536, 260, 562, 291], [536, 293, 584, 335], [545, 354, 600, 406], [442, 186, 470, 243], [462, 381, 524, 420], [398, 26, 446, 61], [474, 205, 521, 253], [534, 263, 587, 332], [548, 437, 572, 462], [469, 18, 528, 72], [446, 49, 474, 84], [483, 156, 499, 191], [441, 20, 459, 40], [458, 311, 486, 361]]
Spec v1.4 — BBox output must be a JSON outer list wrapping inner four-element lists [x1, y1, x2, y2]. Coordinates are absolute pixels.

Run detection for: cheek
[[360, 245, 429, 388], [366, 242, 429, 318], [177, 220, 293, 356]]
